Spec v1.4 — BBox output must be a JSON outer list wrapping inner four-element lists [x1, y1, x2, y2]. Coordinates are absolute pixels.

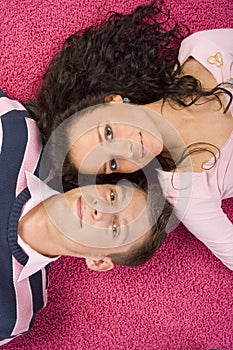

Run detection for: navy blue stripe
[[1, 108, 33, 120], [0, 115, 28, 338], [45, 265, 50, 289], [29, 270, 46, 331], [0, 90, 12, 99], [8, 188, 31, 265]]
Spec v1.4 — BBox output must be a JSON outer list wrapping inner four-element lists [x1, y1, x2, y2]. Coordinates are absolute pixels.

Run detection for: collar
[[18, 172, 60, 282]]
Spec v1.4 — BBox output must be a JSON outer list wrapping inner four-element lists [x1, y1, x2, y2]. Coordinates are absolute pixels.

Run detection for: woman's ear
[[104, 94, 123, 103], [85, 257, 114, 272]]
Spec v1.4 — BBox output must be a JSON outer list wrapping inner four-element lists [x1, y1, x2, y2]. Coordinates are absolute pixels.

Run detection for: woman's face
[[68, 103, 163, 174]]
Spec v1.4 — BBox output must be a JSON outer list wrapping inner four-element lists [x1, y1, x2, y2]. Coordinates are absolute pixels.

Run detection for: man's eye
[[105, 125, 113, 140], [112, 222, 119, 238], [109, 159, 117, 171], [110, 190, 116, 204]]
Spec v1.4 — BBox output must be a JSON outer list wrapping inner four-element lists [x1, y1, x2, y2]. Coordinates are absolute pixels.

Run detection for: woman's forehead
[[69, 103, 159, 139]]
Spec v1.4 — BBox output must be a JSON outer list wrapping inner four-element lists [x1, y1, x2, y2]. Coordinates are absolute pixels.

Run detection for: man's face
[[44, 184, 152, 254]]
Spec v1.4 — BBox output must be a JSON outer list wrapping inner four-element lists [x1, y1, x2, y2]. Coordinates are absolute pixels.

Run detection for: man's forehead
[[80, 184, 143, 213], [82, 203, 151, 248], [117, 205, 152, 246]]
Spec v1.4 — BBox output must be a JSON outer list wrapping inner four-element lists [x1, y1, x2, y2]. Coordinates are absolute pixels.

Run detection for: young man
[[0, 90, 170, 345]]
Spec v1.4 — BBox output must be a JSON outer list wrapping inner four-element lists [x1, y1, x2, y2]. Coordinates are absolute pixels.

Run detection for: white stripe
[[16, 118, 42, 196], [0, 97, 26, 116], [42, 268, 48, 306], [0, 119, 2, 153], [11, 257, 33, 336]]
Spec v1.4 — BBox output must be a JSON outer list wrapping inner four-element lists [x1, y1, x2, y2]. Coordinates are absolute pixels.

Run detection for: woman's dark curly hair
[[23, 0, 232, 186], [24, 0, 232, 146], [20, 1, 232, 266], [24, 0, 188, 265], [23, 0, 188, 144]]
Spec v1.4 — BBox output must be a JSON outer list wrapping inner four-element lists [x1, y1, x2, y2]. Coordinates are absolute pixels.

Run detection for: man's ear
[[85, 257, 114, 272], [104, 94, 123, 103]]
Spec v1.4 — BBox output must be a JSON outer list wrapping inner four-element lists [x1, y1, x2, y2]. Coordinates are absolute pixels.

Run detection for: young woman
[[24, 1, 233, 270]]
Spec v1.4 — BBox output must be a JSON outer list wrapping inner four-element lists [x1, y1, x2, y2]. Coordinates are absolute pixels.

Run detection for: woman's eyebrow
[[104, 163, 107, 174], [97, 124, 108, 174], [98, 162, 107, 174]]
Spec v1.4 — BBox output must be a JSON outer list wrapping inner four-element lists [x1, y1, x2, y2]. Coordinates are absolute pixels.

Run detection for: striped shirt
[[0, 90, 58, 346]]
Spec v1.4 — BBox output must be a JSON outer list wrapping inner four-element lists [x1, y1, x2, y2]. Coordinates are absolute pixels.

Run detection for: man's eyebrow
[[118, 186, 128, 206], [118, 187, 133, 242], [98, 162, 107, 175], [97, 124, 107, 174]]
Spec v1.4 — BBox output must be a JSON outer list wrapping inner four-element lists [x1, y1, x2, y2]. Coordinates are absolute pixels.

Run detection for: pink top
[[158, 29, 233, 270]]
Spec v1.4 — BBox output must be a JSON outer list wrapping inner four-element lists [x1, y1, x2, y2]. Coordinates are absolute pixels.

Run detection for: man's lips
[[139, 132, 145, 158], [77, 197, 83, 226]]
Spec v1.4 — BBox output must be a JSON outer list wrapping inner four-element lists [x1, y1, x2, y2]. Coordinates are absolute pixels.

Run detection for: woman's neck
[[145, 97, 233, 172]]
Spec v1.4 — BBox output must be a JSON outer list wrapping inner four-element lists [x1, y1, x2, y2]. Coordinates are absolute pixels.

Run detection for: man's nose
[[91, 207, 111, 228]]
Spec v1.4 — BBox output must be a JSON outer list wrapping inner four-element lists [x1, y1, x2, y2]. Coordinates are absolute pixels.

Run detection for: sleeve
[[178, 29, 233, 90], [0, 90, 42, 195], [176, 197, 233, 271], [179, 29, 233, 63]]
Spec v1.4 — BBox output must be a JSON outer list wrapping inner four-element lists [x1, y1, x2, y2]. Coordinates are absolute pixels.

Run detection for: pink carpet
[[1, 0, 233, 349]]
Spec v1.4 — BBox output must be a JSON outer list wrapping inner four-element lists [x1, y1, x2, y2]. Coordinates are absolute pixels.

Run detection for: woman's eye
[[109, 159, 117, 171], [105, 125, 113, 140], [112, 222, 119, 238]]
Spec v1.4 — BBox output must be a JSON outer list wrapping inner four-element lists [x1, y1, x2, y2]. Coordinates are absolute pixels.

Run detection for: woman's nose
[[109, 139, 133, 158]]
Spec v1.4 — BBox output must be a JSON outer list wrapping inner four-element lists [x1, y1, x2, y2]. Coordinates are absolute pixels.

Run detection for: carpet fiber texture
[[1, 0, 233, 349]]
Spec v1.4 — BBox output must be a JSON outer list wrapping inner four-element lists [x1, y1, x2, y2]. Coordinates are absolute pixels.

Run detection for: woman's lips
[[77, 197, 83, 227]]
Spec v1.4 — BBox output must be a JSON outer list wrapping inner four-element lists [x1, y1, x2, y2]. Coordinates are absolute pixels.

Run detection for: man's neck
[[18, 199, 66, 258]]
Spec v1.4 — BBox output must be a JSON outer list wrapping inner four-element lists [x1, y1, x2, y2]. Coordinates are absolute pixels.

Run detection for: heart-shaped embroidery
[[207, 52, 223, 67]]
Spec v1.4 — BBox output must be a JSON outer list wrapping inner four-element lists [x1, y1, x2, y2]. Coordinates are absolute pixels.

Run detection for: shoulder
[[179, 29, 233, 90], [0, 89, 34, 121], [0, 89, 40, 152], [181, 29, 233, 50], [0, 89, 42, 194], [179, 29, 233, 64]]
